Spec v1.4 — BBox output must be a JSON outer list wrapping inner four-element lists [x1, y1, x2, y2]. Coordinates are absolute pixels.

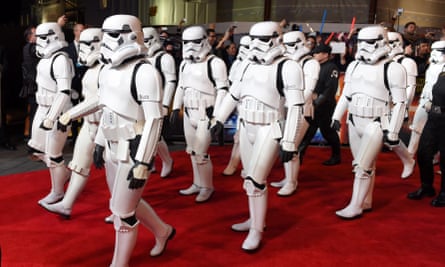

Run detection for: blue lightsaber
[[319, 9, 327, 34]]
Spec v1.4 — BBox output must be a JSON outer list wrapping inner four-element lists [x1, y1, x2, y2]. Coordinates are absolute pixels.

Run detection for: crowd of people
[[1, 12, 445, 266]]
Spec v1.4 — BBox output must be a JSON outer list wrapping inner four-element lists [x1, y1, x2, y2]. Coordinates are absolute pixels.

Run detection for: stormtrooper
[[270, 30, 320, 196], [98, 15, 175, 266], [211, 21, 305, 251], [332, 25, 407, 219], [170, 25, 229, 203], [386, 31, 418, 179], [222, 35, 251, 176], [26, 22, 74, 206], [142, 27, 176, 178], [406, 40, 445, 168], [40, 28, 104, 218]]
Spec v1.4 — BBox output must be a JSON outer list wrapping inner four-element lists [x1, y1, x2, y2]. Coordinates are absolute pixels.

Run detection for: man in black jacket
[[299, 42, 341, 165]]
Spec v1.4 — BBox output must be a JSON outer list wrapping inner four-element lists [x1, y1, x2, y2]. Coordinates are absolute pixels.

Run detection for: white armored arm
[[136, 102, 163, 164], [210, 56, 229, 112], [160, 53, 177, 112], [302, 58, 320, 102], [43, 54, 74, 126], [387, 62, 407, 140], [171, 61, 186, 111], [214, 93, 238, 123], [134, 64, 164, 164], [332, 62, 355, 121], [63, 95, 102, 122], [280, 60, 305, 152], [401, 57, 418, 106]]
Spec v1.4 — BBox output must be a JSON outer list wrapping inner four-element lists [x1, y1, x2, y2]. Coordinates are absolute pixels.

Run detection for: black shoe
[[1, 142, 17, 151], [323, 157, 341, 166], [431, 192, 445, 207], [407, 187, 436, 200]]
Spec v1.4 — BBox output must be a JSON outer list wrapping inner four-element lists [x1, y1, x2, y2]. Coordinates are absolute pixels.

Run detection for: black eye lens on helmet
[[36, 31, 55, 39], [183, 39, 202, 45], [258, 37, 271, 42], [284, 42, 297, 46], [107, 32, 120, 38], [144, 36, 154, 43], [359, 39, 377, 45]]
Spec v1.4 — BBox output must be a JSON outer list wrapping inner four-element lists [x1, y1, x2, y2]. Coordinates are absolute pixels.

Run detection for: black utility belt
[[430, 105, 445, 114]]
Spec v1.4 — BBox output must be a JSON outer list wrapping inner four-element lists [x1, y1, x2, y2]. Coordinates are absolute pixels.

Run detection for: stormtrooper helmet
[[182, 26, 210, 62], [249, 21, 284, 64], [355, 25, 390, 64], [283, 31, 310, 61], [100, 14, 147, 67], [35, 22, 67, 59], [237, 35, 251, 61], [387, 32, 404, 59], [78, 28, 102, 67], [142, 27, 163, 57], [430, 40, 445, 64]]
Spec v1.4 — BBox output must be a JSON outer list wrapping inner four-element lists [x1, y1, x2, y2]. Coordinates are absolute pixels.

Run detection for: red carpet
[[1, 144, 444, 267]]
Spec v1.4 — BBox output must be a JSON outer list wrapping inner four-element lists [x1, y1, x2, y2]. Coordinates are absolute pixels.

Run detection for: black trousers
[[417, 114, 445, 192], [299, 104, 341, 158]]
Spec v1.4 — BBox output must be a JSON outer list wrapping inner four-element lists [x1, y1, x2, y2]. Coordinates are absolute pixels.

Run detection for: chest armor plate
[[181, 61, 215, 94], [350, 62, 390, 102], [36, 56, 58, 94], [239, 62, 282, 109], [99, 64, 143, 120]]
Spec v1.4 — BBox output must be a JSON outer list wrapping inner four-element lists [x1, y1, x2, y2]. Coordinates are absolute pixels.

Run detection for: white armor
[[171, 25, 229, 202], [35, 22, 68, 59], [222, 35, 252, 176], [143, 27, 176, 178], [101, 15, 147, 67], [27, 22, 74, 207], [355, 26, 391, 65], [388, 32, 418, 107], [272, 30, 321, 195], [387, 32, 418, 178], [213, 21, 304, 251], [332, 25, 407, 219], [249, 22, 285, 64], [40, 28, 104, 218], [182, 26, 211, 62], [407, 41, 445, 157], [228, 35, 251, 84], [98, 15, 174, 267]]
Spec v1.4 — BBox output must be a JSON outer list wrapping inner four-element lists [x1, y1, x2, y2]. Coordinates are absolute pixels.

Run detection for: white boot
[[179, 155, 201, 195], [392, 142, 415, 179], [407, 130, 421, 156], [242, 182, 267, 252], [110, 219, 139, 267], [42, 172, 88, 218], [136, 200, 175, 257], [105, 214, 115, 224], [362, 173, 375, 212], [336, 170, 371, 219], [157, 139, 174, 178], [277, 157, 300, 196], [231, 218, 251, 232], [222, 141, 241, 176], [38, 165, 70, 205], [270, 178, 286, 188], [195, 158, 214, 203]]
